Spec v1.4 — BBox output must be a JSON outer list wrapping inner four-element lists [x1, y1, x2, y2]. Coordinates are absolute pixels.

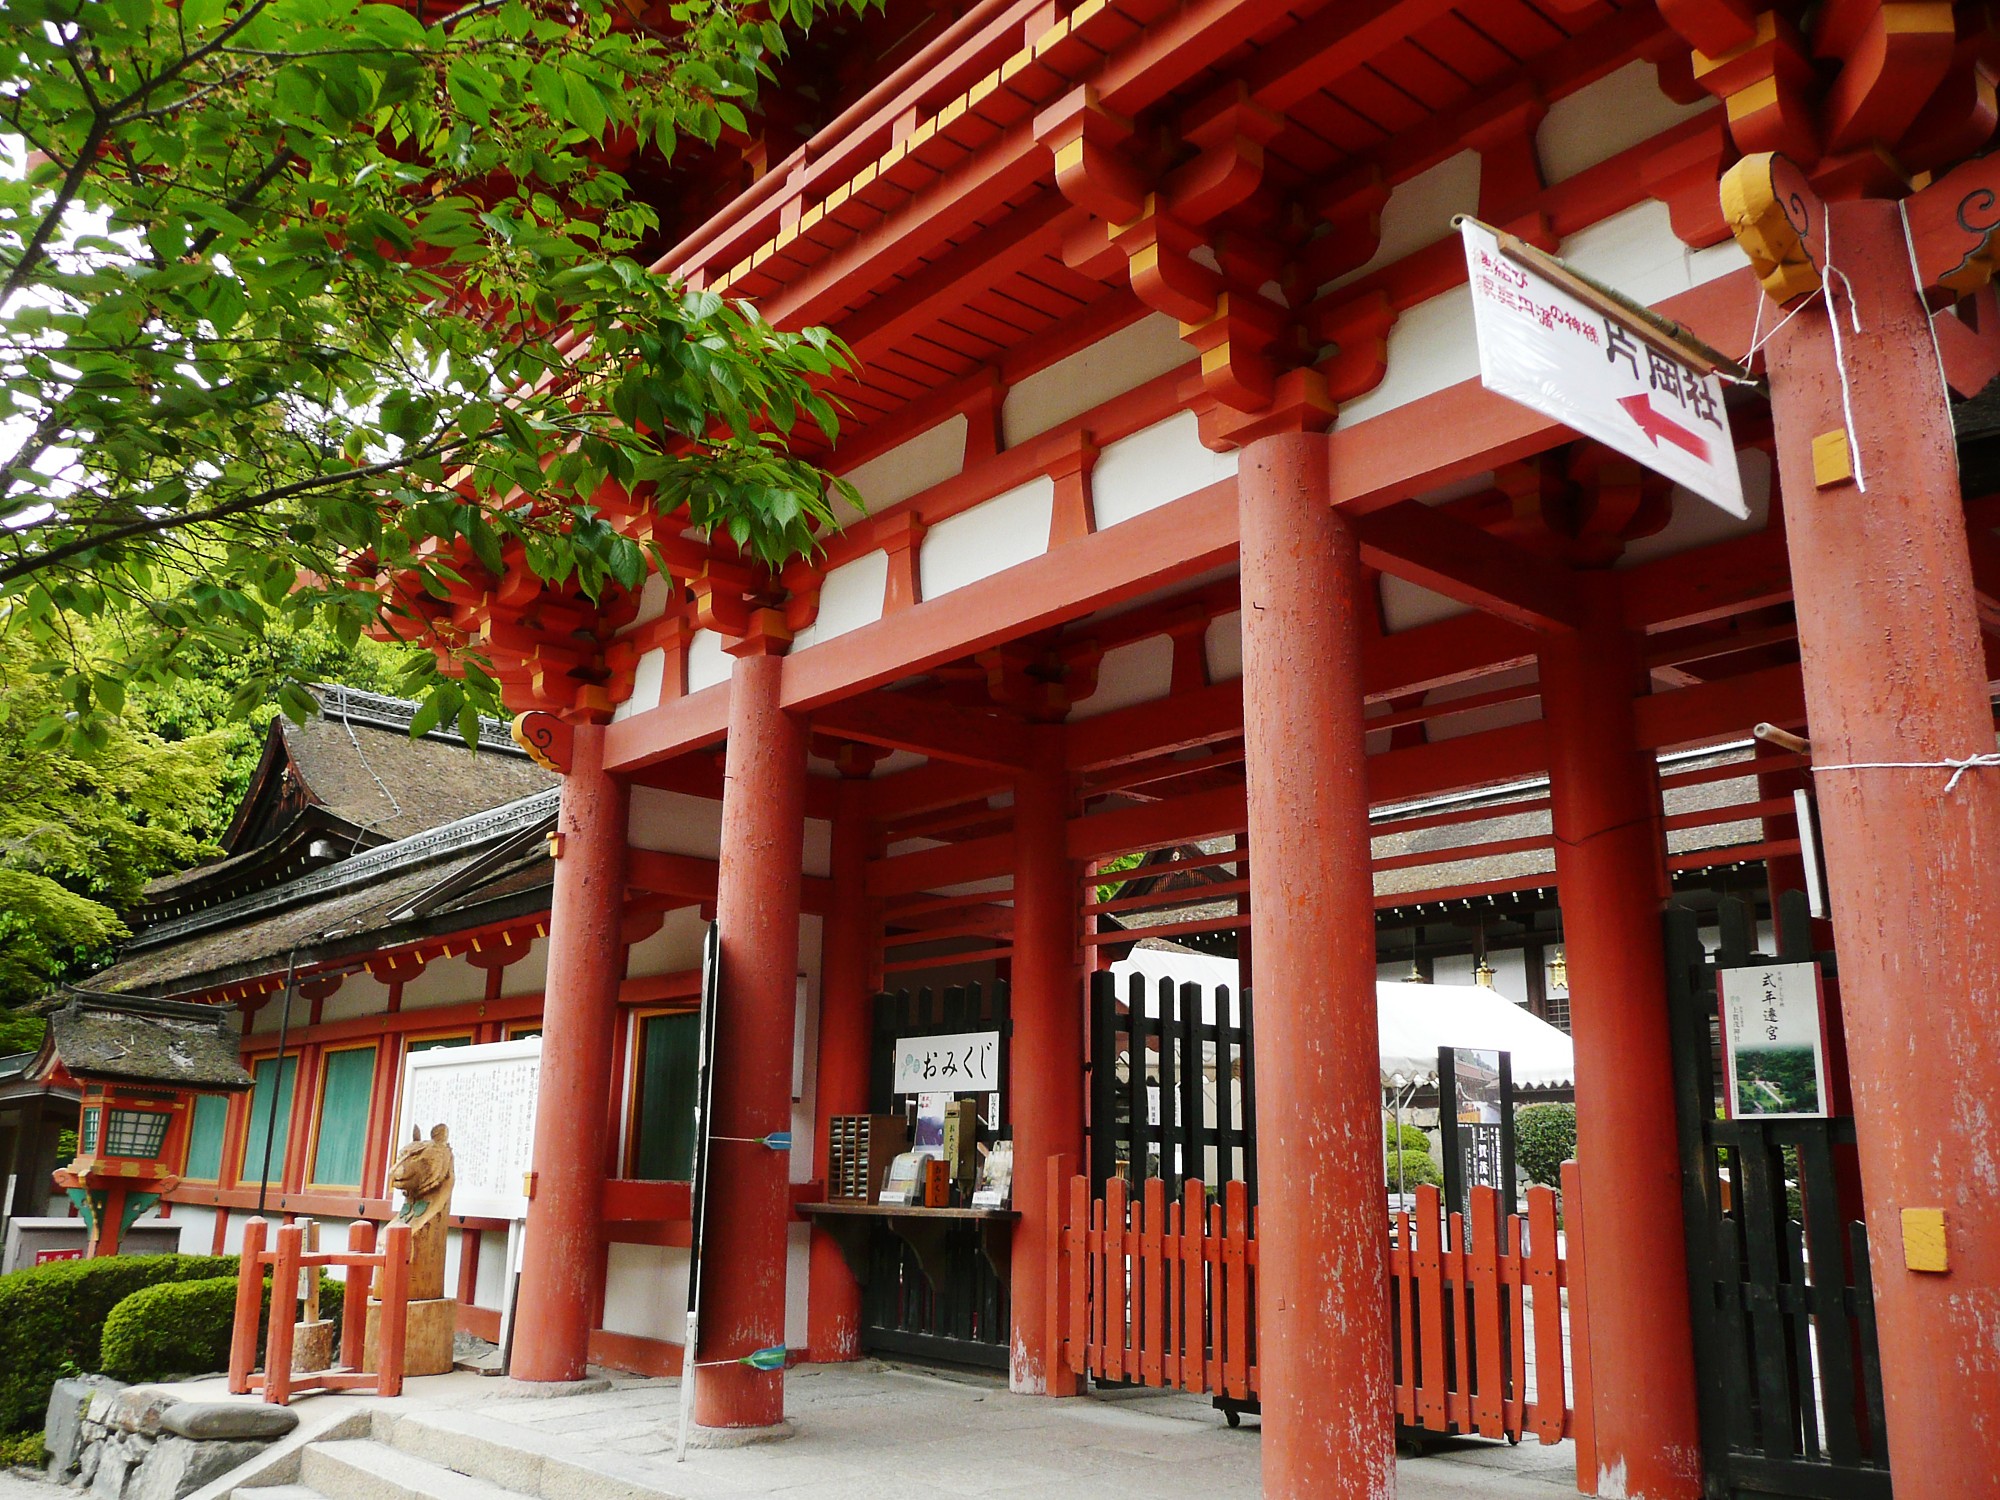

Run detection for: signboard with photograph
[[1719, 962, 1830, 1119], [1439, 1046, 1517, 1226]]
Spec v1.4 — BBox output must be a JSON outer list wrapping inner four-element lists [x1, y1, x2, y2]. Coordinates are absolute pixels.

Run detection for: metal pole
[[256, 948, 300, 1216]]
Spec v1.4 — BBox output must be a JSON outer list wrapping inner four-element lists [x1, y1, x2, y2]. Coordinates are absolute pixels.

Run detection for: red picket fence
[[227, 1217, 412, 1404], [1048, 1161, 1595, 1483]]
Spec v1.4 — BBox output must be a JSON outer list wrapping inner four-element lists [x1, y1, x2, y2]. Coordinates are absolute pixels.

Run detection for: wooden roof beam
[[1355, 500, 1582, 633], [814, 690, 1033, 772]]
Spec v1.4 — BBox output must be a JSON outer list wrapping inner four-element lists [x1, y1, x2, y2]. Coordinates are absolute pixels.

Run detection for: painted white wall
[[474, 1229, 508, 1311], [498, 937, 550, 999], [602, 1242, 691, 1341], [172, 1205, 217, 1256], [1379, 573, 1472, 632], [628, 787, 725, 858], [686, 629, 731, 694], [919, 476, 1054, 598], [623, 574, 673, 633], [1206, 610, 1243, 684], [613, 648, 668, 722], [1423, 663, 1541, 742], [1559, 199, 1749, 305], [1002, 315, 1191, 446], [1339, 285, 1481, 426], [624, 904, 710, 980], [399, 954, 486, 1011], [1537, 61, 1711, 184], [790, 550, 889, 652], [840, 413, 967, 512], [319, 972, 395, 1025], [1069, 636, 1175, 720], [1326, 151, 1482, 295], [1090, 412, 1238, 529], [802, 818, 832, 881]]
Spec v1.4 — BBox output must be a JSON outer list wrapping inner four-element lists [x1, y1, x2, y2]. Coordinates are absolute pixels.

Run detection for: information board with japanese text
[[1461, 219, 1747, 518], [892, 1029, 1000, 1095], [399, 1037, 541, 1219], [1719, 962, 1829, 1119]]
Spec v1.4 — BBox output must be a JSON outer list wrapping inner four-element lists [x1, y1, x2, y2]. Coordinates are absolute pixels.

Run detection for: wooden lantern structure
[[29, 996, 252, 1256]]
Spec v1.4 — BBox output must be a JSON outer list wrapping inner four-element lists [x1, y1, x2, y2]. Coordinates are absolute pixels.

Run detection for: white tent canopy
[[1107, 946, 1575, 1090]]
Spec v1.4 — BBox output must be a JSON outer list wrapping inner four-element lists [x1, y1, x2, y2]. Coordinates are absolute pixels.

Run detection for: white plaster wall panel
[[1559, 200, 1752, 313], [602, 1242, 689, 1340], [931, 876, 1013, 898], [1537, 62, 1710, 184], [1327, 151, 1482, 294], [248, 1001, 282, 1035], [791, 912, 824, 1185], [628, 786, 725, 858], [869, 749, 926, 778], [802, 818, 832, 880], [839, 413, 967, 513], [219, 1214, 249, 1254], [621, 573, 672, 633], [173, 1206, 216, 1256], [886, 835, 947, 858], [1002, 314, 1191, 446], [1379, 574, 1472, 632], [319, 972, 395, 1025], [1091, 412, 1238, 529], [474, 1225, 508, 1309], [1424, 691, 1543, 742], [612, 648, 667, 723], [497, 936, 550, 1000], [686, 629, 731, 694], [919, 477, 1054, 599], [625, 905, 709, 979], [399, 954, 486, 1011], [1069, 636, 1175, 721], [786, 1223, 811, 1352], [1621, 448, 1773, 569], [1206, 610, 1243, 683], [789, 550, 888, 653], [1338, 286, 1481, 426]]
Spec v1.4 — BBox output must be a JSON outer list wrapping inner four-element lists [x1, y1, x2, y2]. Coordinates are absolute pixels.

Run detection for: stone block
[[45, 1374, 126, 1477], [91, 1431, 150, 1497], [292, 1318, 335, 1372], [102, 1386, 182, 1435], [158, 1402, 299, 1442], [124, 1436, 266, 1500]]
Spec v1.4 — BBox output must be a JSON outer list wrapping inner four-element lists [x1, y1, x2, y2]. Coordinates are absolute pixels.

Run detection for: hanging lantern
[[1546, 948, 1569, 995], [1474, 955, 1497, 988]]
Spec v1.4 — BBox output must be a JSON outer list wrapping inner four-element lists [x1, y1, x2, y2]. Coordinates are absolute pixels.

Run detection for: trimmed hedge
[[0, 1253, 237, 1435], [1384, 1122, 1432, 1155], [1516, 1102, 1577, 1188], [101, 1273, 344, 1384], [1385, 1148, 1443, 1189]]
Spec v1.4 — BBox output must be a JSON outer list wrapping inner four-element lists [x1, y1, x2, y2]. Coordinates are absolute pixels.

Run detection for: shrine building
[[63, 3, 2000, 1498]]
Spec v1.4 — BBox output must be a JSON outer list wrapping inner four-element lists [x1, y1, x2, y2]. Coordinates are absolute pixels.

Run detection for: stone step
[[381, 1407, 686, 1500], [299, 1438, 518, 1500], [229, 1487, 325, 1500]]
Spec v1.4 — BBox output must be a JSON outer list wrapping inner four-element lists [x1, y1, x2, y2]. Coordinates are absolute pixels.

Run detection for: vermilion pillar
[[695, 621, 807, 1429], [807, 779, 872, 1362], [1765, 199, 2000, 1500], [514, 720, 629, 1382], [1008, 727, 1083, 1395], [1540, 578, 1702, 1497], [1237, 431, 1392, 1500]]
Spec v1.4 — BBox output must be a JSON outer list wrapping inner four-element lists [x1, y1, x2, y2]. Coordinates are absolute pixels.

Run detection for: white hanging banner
[[1460, 219, 1747, 518]]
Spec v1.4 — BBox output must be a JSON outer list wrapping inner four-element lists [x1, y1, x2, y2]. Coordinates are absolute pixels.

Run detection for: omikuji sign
[[1460, 219, 1748, 518], [893, 1030, 1001, 1094]]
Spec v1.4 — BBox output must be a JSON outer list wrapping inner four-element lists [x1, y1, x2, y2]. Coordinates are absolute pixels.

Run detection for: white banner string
[[1812, 754, 2000, 791]]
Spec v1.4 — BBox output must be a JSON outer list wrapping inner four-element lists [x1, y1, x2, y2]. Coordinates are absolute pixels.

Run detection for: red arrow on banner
[[1617, 393, 1710, 462]]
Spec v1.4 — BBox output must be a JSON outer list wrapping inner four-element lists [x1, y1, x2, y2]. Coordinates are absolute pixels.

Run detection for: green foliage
[[1093, 850, 1147, 906], [1385, 1148, 1443, 1190], [0, 1253, 238, 1434], [0, 1009, 46, 1056], [0, 1429, 47, 1469], [1385, 1122, 1432, 1156], [1, 0, 876, 754], [1515, 1102, 1577, 1188], [100, 1272, 343, 1384], [0, 634, 229, 1005]]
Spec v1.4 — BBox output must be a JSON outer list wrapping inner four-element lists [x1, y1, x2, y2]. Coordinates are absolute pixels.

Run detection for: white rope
[[1813, 754, 2000, 791], [1820, 211, 1869, 493]]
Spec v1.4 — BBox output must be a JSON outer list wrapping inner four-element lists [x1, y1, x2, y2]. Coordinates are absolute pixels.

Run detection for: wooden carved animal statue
[[383, 1122, 454, 1301]]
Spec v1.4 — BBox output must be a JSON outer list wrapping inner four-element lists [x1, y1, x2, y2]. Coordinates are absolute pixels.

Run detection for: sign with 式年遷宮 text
[[893, 1030, 1000, 1095], [1719, 962, 1829, 1119], [1460, 219, 1747, 518]]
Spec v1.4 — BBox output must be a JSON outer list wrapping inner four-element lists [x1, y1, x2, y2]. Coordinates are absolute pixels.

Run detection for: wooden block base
[[364, 1296, 456, 1377], [292, 1319, 335, 1373]]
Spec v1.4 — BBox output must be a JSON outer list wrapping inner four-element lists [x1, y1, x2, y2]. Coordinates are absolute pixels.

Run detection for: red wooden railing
[[1049, 1161, 1596, 1489], [227, 1216, 413, 1404]]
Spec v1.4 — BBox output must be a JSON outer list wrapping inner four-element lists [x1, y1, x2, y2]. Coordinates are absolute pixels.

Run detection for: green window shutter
[[630, 1013, 699, 1182], [407, 1035, 471, 1053], [184, 1094, 227, 1180], [240, 1055, 297, 1185], [311, 1046, 377, 1187]]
